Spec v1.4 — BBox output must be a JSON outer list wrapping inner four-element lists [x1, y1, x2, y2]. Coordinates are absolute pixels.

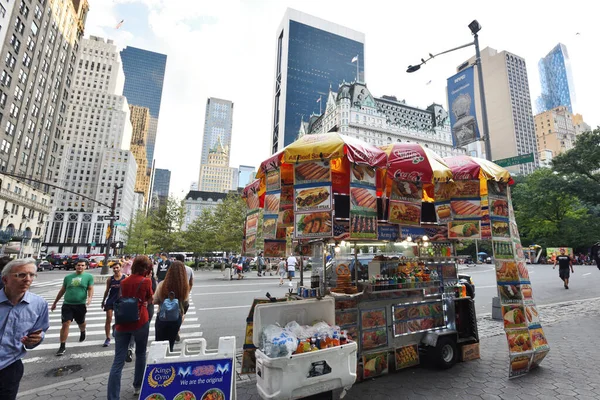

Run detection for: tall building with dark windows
[[536, 43, 575, 114], [270, 9, 365, 154], [120, 46, 167, 170], [200, 98, 233, 168], [152, 168, 171, 207]]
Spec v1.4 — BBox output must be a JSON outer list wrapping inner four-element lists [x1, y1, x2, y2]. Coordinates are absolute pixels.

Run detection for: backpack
[[159, 292, 181, 322], [114, 278, 145, 324]]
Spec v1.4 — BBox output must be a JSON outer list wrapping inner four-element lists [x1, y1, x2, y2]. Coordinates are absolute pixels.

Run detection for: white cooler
[[253, 298, 357, 400]]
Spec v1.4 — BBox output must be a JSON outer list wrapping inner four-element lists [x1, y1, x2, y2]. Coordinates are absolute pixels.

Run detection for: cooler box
[[253, 298, 357, 400]]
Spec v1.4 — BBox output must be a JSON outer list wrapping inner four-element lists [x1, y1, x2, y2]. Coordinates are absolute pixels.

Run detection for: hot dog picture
[[521, 284, 533, 299], [350, 188, 377, 210], [451, 200, 481, 217], [525, 305, 539, 325], [517, 262, 530, 281], [245, 193, 260, 210], [295, 162, 330, 183], [295, 187, 330, 210], [265, 194, 280, 213], [296, 212, 332, 237], [510, 354, 531, 375], [266, 170, 280, 190], [435, 203, 452, 222], [263, 218, 277, 238], [351, 164, 376, 184]]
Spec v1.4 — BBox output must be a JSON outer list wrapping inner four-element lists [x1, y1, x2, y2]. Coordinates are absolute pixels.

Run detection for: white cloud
[[85, 0, 600, 199]]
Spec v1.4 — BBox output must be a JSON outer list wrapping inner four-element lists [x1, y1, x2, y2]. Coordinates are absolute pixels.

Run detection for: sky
[[85, 0, 599, 199]]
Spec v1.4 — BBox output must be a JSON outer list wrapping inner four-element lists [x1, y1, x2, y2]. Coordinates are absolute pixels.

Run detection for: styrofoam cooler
[[253, 298, 357, 400]]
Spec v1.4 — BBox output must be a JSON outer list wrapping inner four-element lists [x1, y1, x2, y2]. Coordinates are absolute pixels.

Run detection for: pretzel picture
[[336, 263, 350, 276]]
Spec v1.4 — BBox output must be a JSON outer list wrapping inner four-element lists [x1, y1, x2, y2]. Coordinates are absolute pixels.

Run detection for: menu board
[[448, 220, 481, 239], [350, 163, 378, 239], [495, 185, 549, 378], [263, 240, 286, 258], [278, 185, 294, 228], [388, 180, 422, 226], [395, 344, 419, 370], [392, 301, 445, 336], [245, 209, 259, 235], [294, 162, 333, 239], [263, 215, 277, 239], [266, 169, 281, 192], [434, 182, 453, 224], [362, 351, 388, 380]]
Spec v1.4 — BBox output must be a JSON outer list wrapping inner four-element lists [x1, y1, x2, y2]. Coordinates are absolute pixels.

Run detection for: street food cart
[[241, 134, 550, 399]]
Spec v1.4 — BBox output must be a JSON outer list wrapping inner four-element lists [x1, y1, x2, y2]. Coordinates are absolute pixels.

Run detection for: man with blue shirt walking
[[0, 258, 50, 399]]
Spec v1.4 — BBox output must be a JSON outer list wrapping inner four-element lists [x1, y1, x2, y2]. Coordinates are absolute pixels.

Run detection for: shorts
[[103, 302, 114, 311], [559, 268, 570, 280], [288, 271, 295, 278], [62, 304, 87, 324]]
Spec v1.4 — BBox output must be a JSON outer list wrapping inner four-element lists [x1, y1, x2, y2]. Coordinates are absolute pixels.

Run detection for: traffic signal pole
[[102, 184, 123, 275]]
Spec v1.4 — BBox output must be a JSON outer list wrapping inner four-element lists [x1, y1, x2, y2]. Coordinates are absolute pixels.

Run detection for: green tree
[[552, 129, 600, 205], [183, 208, 218, 257], [148, 197, 185, 252], [212, 193, 247, 254], [511, 168, 599, 250], [123, 210, 156, 254]]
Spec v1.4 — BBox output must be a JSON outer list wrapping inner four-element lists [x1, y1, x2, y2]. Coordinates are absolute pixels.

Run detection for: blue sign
[[400, 226, 425, 238], [139, 358, 233, 400], [377, 225, 399, 241], [447, 66, 480, 147]]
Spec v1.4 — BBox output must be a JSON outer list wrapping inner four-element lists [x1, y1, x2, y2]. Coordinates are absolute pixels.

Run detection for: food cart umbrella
[[444, 155, 514, 184], [477, 252, 488, 256], [283, 132, 387, 168], [256, 149, 285, 180], [380, 143, 452, 183]]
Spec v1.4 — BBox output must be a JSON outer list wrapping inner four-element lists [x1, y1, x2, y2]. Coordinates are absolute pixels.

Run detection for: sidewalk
[[18, 301, 600, 400]]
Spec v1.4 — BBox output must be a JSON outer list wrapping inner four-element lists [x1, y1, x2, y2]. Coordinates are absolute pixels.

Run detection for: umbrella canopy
[[380, 143, 452, 183], [256, 149, 284, 180], [444, 155, 513, 183], [477, 252, 488, 255], [283, 132, 387, 168]]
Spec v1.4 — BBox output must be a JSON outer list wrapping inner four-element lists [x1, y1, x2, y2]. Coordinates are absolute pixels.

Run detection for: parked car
[[37, 261, 54, 271], [88, 260, 99, 269]]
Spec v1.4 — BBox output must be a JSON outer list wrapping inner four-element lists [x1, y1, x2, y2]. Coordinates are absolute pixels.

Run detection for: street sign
[[114, 222, 127, 227], [105, 216, 119, 221], [494, 153, 534, 168]]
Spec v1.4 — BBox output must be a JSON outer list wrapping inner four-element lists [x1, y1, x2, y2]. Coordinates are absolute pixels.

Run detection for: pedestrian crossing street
[[24, 289, 202, 357]]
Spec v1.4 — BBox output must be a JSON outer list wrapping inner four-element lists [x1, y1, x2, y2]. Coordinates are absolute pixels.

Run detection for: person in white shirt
[[286, 255, 298, 282]]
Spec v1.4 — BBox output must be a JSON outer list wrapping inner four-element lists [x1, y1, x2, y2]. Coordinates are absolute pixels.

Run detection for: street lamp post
[[144, 239, 148, 255], [406, 19, 493, 161]]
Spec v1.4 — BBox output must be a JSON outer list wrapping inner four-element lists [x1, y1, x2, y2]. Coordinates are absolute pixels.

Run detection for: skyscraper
[[459, 47, 538, 174], [152, 168, 171, 207], [200, 98, 233, 168], [237, 165, 256, 188], [536, 43, 576, 114], [0, 0, 89, 256], [270, 8, 365, 154], [534, 106, 576, 160], [129, 105, 151, 204], [120, 46, 167, 169], [198, 138, 235, 193], [45, 36, 138, 254]]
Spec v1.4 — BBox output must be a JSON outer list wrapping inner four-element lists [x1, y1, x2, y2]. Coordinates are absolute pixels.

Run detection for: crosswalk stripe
[[46, 318, 200, 330], [39, 324, 202, 340], [31, 279, 64, 288], [28, 330, 204, 353], [44, 311, 198, 323]]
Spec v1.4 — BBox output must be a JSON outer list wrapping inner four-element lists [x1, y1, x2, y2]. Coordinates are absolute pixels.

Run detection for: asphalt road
[[20, 262, 600, 393]]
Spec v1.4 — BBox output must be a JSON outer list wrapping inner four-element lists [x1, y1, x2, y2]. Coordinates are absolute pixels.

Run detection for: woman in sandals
[[101, 262, 125, 347], [153, 261, 189, 351]]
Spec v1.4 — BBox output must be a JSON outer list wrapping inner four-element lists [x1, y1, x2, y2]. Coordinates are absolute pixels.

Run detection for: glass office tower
[[536, 43, 576, 113], [271, 9, 365, 154], [120, 46, 167, 166]]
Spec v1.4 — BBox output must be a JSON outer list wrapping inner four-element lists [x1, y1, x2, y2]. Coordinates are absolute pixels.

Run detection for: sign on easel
[[140, 337, 236, 400]]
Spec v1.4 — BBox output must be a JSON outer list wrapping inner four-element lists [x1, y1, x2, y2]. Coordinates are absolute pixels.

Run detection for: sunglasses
[[12, 272, 38, 280]]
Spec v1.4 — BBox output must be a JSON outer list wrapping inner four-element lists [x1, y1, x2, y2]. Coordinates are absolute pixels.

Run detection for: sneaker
[[126, 348, 133, 363], [102, 338, 110, 347], [132, 384, 140, 395], [565, 285, 569, 289], [56, 345, 66, 356], [79, 331, 86, 342]]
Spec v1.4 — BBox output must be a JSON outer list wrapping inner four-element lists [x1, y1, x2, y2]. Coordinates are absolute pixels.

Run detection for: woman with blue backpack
[[153, 261, 189, 351]]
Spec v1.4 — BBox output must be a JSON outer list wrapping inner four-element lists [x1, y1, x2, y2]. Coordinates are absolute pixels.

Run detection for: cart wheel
[[433, 336, 457, 369]]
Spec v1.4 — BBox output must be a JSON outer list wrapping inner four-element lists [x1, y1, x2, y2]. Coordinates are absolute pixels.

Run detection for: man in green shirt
[[51, 259, 94, 356]]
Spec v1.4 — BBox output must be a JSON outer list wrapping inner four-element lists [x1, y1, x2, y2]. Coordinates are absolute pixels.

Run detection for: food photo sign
[[293, 161, 334, 239], [350, 163, 378, 239], [492, 184, 549, 378]]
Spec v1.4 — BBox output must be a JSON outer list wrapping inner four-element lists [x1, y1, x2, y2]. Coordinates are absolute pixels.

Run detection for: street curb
[[477, 295, 600, 318], [18, 366, 134, 397]]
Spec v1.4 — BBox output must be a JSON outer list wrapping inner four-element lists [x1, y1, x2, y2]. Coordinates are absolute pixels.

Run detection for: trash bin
[[223, 266, 232, 281]]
